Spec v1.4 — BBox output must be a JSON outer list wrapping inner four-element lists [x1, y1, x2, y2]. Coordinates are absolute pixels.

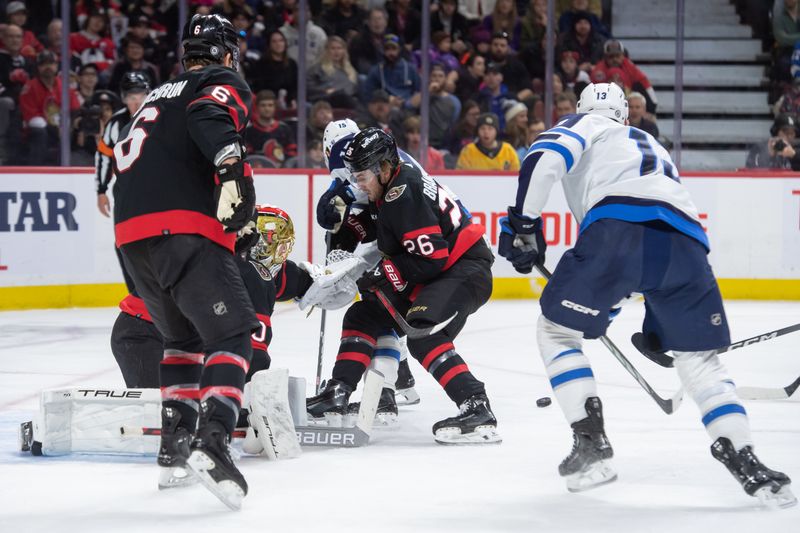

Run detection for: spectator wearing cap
[[320, 0, 367, 41], [19, 50, 79, 164], [477, 61, 513, 129], [591, 39, 658, 113], [558, 0, 610, 39], [244, 90, 297, 168], [72, 89, 119, 163], [75, 63, 99, 106], [459, 0, 497, 24], [107, 37, 159, 94], [431, 0, 471, 56], [363, 33, 421, 107], [2, 2, 43, 59], [126, 15, 159, 62], [359, 89, 403, 137], [558, 50, 590, 95], [426, 63, 460, 149], [252, 30, 298, 108], [445, 98, 480, 156], [402, 115, 446, 171], [502, 100, 530, 161], [280, 4, 328, 65], [628, 92, 659, 139], [455, 52, 486, 103], [127, 0, 167, 35], [70, 10, 116, 72], [387, 0, 421, 49], [557, 10, 604, 72], [456, 112, 520, 170], [349, 7, 388, 75], [746, 113, 800, 170], [489, 31, 533, 102], [481, 0, 521, 51], [307, 36, 359, 108]]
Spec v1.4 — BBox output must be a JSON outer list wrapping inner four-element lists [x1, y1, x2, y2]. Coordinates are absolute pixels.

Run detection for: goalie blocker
[[19, 370, 384, 456]]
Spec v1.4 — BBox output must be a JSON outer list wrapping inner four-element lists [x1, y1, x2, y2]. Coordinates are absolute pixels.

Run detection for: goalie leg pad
[[246, 368, 302, 460]]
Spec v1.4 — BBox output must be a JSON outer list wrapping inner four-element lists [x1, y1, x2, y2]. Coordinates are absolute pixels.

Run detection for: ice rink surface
[[0, 299, 798, 532]]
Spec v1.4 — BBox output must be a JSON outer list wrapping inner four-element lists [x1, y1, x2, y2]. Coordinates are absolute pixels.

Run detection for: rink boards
[[1, 168, 799, 309]]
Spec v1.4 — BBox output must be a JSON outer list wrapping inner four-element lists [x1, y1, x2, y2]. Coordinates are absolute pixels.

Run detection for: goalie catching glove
[[215, 160, 256, 232], [297, 250, 367, 311]]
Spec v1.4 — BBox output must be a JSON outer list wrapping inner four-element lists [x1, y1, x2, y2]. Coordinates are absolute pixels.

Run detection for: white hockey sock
[[674, 350, 752, 450], [538, 315, 598, 424], [368, 330, 401, 391]]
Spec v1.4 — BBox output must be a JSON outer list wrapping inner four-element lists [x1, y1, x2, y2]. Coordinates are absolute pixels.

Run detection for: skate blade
[[158, 466, 197, 490], [374, 412, 399, 428], [186, 451, 246, 511], [564, 460, 618, 493], [755, 484, 798, 509], [434, 425, 502, 445], [395, 387, 420, 406]]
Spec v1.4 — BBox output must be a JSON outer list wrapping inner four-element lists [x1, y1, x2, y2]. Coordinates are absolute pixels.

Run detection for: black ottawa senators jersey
[[372, 163, 490, 284], [112, 65, 252, 252]]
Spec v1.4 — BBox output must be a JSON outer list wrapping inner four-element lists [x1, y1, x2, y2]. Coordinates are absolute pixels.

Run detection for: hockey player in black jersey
[[306, 128, 501, 445], [95, 71, 150, 293], [112, 14, 257, 510]]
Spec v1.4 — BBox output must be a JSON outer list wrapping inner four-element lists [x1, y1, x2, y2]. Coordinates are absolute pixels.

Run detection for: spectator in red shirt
[[19, 51, 79, 164], [70, 10, 116, 72], [2, 2, 43, 59], [591, 39, 659, 114]]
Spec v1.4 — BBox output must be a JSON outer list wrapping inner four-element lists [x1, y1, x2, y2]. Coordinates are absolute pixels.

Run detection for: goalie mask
[[251, 205, 295, 268]]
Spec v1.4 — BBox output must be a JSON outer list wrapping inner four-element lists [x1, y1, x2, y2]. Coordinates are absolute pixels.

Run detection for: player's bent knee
[[206, 330, 253, 362], [537, 315, 584, 364]]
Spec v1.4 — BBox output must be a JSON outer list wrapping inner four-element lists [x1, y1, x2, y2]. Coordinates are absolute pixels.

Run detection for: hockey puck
[[536, 396, 552, 408]]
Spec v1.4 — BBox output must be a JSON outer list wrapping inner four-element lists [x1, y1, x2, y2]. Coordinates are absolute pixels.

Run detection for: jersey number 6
[[114, 106, 160, 172]]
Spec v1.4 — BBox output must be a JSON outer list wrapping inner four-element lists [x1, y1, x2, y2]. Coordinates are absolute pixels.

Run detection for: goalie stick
[[372, 287, 457, 340], [534, 265, 683, 415], [631, 322, 800, 368]]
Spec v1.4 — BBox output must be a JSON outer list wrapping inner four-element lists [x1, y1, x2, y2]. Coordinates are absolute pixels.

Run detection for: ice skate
[[711, 437, 797, 509], [433, 394, 501, 445], [186, 421, 248, 511], [157, 407, 196, 490], [395, 359, 420, 406], [306, 379, 353, 427], [347, 388, 398, 427], [559, 397, 617, 493]]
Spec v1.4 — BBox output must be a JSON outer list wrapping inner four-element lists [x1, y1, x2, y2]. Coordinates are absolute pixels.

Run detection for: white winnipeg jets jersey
[[517, 113, 708, 249]]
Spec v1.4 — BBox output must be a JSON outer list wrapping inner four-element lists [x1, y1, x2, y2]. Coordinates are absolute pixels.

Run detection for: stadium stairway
[[613, 0, 771, 170]]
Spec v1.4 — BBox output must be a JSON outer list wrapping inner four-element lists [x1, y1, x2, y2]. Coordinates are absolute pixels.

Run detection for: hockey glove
[[356, 259, 408, 295], [234, 211, 260, 256], [316, 178, 356, 233], [214, 160, 256, 232], [498, 206, 546, 274]]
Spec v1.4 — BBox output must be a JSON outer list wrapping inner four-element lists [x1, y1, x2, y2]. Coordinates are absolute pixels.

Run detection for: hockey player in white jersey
[[316, 119, 421, 411], [499, 83, 796, 507]]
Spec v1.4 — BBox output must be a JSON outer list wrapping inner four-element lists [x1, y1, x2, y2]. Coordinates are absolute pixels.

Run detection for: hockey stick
[[315, 232, 332, 394], [372, 287, 458, 340], [631, 322, 800, 368], [736, 376, 800, 401], [534, 264, 682, 415]]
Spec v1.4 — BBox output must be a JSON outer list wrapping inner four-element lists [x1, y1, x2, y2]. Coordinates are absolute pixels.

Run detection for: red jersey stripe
[[115, 209, 235, 252], [403, 225, 443, 241]]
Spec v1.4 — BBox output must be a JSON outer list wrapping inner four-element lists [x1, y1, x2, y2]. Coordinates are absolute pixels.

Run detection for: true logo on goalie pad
[[76, 389, 143, 398]]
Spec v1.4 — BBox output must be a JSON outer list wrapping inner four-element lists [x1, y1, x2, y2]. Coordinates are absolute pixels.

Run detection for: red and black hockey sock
[[200, 350, 251, 434], [412, 339, 485, 405], [331, 329, 377, 390], [160, 349, 204, 430]]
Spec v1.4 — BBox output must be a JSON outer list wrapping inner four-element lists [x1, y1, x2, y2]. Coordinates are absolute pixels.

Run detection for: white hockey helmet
[[323, 118, 360, 168], [577, 82, 629, 124]]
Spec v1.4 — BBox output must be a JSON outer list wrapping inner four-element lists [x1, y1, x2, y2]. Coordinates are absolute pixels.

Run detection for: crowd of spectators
[[0, 0, 662, 170]]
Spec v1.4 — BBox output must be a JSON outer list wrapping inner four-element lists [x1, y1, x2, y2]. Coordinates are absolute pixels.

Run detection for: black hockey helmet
[[770, 113, 797, 136], [181, 14, 240, 71], [119, 71, 150, 98], [342, 128, 400, 177]]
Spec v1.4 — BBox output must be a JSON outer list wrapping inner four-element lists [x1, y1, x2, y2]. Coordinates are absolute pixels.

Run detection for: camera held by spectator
[[746, 113, 800, 170]]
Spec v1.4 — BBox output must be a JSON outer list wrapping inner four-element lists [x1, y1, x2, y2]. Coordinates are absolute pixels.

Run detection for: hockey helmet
[[577, 82, 628, 124], [120, 71, 151, 98], [770, 113, 797, 137], [322, 118, 360, 168], [251, 205, 295, 267], [181, 14, 240, 71], [342, 127, 399, 186]]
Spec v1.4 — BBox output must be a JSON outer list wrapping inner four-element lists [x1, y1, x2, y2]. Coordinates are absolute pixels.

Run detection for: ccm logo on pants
[[561, 300, 600, 316]]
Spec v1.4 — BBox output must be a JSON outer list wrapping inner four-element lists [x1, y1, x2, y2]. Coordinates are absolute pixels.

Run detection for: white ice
[[1, 300, 798, 532]]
